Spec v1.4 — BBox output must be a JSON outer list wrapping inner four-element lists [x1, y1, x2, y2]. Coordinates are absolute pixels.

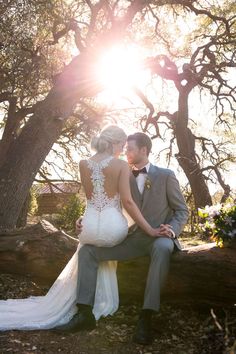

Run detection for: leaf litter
[[0, 273, 235, 354]]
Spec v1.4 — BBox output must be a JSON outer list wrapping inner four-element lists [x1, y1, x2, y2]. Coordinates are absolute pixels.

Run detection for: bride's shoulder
[[112, 158, 129, 169], [79, 159, 88, 170]]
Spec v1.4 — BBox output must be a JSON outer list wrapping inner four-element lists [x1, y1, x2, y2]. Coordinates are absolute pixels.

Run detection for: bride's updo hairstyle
[[91, 125, 127, 153]]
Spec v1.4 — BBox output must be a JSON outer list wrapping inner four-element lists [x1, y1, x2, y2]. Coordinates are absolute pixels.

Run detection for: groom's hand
[[155, 224, 174, 238], [75, 217, 83, 235]]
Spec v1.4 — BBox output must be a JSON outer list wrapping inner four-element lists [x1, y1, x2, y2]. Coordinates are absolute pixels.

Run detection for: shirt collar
[[144, 162, 151, 173], [133, 162, 150, 172]]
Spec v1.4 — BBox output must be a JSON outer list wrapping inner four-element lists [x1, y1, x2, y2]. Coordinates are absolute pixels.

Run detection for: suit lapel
[[141, 164, 158, 212], [130, 173, 142, 209]]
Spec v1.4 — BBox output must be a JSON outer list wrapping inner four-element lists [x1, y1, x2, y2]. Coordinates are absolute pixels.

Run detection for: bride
[[0, 125, 160, 331]]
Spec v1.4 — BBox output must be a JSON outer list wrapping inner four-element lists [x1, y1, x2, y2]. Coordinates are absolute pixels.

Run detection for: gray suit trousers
[[76, 230, 174, 312]]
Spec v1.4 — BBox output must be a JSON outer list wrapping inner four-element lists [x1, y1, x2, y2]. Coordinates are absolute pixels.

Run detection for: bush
[[56, 194, 85, 232], [198, 204, 236, 247], [28, 188, 39, 216]]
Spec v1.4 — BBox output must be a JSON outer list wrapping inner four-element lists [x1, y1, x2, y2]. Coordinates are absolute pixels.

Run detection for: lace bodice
[[86, 156, 121, 212]]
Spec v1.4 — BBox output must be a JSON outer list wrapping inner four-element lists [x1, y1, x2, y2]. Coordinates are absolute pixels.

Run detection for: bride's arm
[[79, 160, 86, 186], [119, 162, 156, 237]]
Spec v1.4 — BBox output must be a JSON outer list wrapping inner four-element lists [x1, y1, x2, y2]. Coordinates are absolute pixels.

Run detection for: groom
[[59, 132, 188, 344]]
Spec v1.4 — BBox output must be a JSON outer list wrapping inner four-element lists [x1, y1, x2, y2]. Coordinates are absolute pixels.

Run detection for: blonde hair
[[91, 125, 127, 153]]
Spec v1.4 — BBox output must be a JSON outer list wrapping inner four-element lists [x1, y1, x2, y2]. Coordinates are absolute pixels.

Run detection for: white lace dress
[[0, 156, 128, 331]]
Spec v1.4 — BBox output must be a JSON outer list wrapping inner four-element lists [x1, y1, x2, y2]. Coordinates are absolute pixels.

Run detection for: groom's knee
[[151, 237, 174, 258], [78, 244, 96, 263]]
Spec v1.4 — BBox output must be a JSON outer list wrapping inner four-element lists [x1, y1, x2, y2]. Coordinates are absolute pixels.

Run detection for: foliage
[[198, 203, 236, 247], [0, 0, 98, 180], [28, 188, 39, 216], [56, 194, 85, 231]]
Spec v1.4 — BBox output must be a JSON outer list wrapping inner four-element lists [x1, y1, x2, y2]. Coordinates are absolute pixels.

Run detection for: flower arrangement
[[145, 177, 151, 190], [198, 203, 236, 248]]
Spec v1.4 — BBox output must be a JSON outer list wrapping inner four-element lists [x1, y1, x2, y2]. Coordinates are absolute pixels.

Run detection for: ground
[[0, 231, 235, 354], [0, 272, 235, 354]]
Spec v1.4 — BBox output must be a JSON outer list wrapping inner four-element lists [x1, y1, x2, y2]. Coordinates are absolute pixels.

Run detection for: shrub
[[28, 188, 39, 216], [56, 194, 85, 232], [198, 204, 236, 247]]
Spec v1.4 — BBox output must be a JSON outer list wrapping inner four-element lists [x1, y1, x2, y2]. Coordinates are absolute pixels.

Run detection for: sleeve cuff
[[169, 229, 176, 239]]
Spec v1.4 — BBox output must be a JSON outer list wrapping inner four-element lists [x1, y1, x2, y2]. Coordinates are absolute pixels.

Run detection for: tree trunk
[[0, 110, 64, 230], [175, 89, 212, 208], [0, 53, 101, 231], [16, 193, 30, 228], [0, 221, 235, 306], [177, 152, 212, 208]]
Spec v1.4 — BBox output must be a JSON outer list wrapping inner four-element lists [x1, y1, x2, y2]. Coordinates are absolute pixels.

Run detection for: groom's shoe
[[132, 310, 153, 345], [53, 304, 96, 333]]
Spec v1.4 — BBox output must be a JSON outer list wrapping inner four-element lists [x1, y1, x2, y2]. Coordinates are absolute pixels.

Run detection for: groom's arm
[[166, 170, 189, 237]]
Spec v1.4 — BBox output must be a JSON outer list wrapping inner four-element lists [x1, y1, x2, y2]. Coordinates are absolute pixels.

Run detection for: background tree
[[132, 2, 236, 208]]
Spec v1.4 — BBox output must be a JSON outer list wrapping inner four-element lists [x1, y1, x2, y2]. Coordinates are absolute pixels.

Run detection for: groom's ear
[[140, 146, 148, 156]]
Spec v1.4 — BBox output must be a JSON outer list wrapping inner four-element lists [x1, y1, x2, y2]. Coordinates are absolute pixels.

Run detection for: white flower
[[228, 229, 236, 238], [224, 216, 235, 226]]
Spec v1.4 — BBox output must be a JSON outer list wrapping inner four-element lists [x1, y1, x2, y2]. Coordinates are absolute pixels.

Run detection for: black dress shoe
[[133, 316, 153, 345], [53, 311, 96, 333]]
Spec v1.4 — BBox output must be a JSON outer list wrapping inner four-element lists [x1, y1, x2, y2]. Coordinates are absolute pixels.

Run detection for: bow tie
[[132, 167, 147, 177]]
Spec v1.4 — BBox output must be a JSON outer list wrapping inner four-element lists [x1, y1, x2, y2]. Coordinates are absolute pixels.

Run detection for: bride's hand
[[150, 224, 174, 238], [75, 217, 83, 235]]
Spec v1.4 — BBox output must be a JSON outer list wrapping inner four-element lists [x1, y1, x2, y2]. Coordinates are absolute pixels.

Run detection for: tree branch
[[0, 92, 12, 103], [186, 3, 230, 33]]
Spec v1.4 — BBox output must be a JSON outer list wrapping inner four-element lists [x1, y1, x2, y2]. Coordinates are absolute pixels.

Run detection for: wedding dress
[[0, 156, 128, 331]]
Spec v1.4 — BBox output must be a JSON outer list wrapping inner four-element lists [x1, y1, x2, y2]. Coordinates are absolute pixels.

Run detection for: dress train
[[0, 244, 119, 331]]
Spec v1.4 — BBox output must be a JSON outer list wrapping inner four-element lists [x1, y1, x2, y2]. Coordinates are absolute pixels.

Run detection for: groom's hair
[[127, 132, 152, 156]]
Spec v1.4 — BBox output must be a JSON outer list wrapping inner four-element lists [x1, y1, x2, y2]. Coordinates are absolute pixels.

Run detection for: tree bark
[[0, 221, 77, 283], [174, 89, 212, 208], [0, 221, 235, 306], [16, 193, 30, 228]]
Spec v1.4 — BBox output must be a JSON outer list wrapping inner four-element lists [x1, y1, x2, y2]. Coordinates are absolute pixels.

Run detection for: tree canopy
[[0, 0, 235, 229]]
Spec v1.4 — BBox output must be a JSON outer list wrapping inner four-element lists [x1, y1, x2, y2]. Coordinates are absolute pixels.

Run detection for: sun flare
[[97, 45, 146, 95]]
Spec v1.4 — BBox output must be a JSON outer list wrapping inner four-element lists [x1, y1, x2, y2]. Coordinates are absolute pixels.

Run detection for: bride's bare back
[[79, 156, 124, 201]]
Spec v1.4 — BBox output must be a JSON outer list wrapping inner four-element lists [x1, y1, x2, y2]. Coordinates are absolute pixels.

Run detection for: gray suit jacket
[[129, 163, 189, 250]]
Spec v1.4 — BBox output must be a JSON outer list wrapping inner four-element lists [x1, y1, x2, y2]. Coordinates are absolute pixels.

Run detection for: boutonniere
[[145, 177, 151, 190]]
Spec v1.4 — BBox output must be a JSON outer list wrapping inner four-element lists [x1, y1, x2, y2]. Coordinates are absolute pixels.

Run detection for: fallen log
[[0, 221, 235, 306], [0, 220, 77, 281], [118, 243, 236, 307]]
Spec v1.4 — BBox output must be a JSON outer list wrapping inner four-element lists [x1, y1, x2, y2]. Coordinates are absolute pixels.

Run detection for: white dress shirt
[[133, 162, 150, 194]]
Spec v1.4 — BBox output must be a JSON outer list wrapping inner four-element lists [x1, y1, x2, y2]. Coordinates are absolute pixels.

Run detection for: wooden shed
[[34, 182, 83, 215]]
